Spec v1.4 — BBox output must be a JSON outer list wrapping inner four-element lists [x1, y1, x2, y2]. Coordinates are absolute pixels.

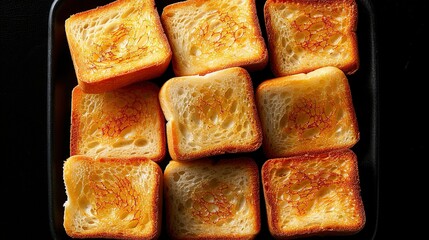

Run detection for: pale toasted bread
[[65, 0, 172, 93], [256, 66, 359, 158], [159, 67, 262, 161], [63, 155, 163, 239], [70, 81, 166, 162], [264, 0, 359, 76], [164, 157, 260, 239], [261, 149, 366, 239], [161, 0, 268, 76]]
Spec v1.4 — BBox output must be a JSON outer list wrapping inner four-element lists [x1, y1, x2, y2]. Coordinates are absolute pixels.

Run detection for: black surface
[[1, 0, 427, 239], [47, 0, 377, 239]]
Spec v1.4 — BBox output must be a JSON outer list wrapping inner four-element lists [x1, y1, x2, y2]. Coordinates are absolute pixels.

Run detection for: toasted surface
[[159, 67, 262, 161], [161, 0, 268, 76], [63, 155, 163, 239], [264, 0, 359, 76], [70, 81, 166, 162], [164, 157, 260, 239], [65, 0, 172, 93], [256, 66, 359, 158], [261, 149, 366, 239]]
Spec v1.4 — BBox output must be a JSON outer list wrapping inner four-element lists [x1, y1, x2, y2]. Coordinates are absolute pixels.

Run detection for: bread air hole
[[134, 138, 148, 147], [112, 139, 133, 148], [291, 179, 312, 192], [221, 116, 234, 129], [179, 123, 190, 138], [236, 196, 245, 211], [224, 88, 233, 98], [303, 127, 320, 139], [121, 7, 136, 19], [104, 22, 118, 34], [275, 167, 291, 178], [87, 141, 100, 149], [190, 45, 202, 56], [329, 33, 342, 45], [229, 100, 238, 113], [317, 186, 333, 198], [119, 127, 135, 139], [279, 113, 288, 128], [336, 108, 344, 120], [126, 219, 139, 229], [173, 172, 180, 182], [95, 147, 106, 154]]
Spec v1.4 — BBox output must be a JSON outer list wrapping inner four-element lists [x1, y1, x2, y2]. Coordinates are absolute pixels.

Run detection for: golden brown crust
[[161, 0, 268, 76], [264, 0, 359, 76], [63, 156, 163, 239], [65, 0, 172, 93], [70, 81, 166, 162], [164, 157, 260, 239], [261, 149, 365, 239]]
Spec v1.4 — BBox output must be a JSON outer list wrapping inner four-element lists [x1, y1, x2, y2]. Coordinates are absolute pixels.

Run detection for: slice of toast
[[161, 0, 268, 76], [261, 149, 366, 239], [164, 157, 260, 239], [70, 81, 166, 162], [159, 67, 262, 161], [264, 0, 359, 76], [63, 155, 163, 239], [256, 66, 359, 158], [65, 0, 172, 93]]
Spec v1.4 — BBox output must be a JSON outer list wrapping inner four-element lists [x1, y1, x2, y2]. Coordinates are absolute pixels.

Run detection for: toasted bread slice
[[65, 0, 172, 93], [63, 155, 163, 239], [164, 157, 260, 239], [264, 0, 359, 76], [159, 67, 262, 161], [70, 81, 166, 162], [261, 149, 366, 239], [161, 0, 268, 76], [256, 66, 359, 158]]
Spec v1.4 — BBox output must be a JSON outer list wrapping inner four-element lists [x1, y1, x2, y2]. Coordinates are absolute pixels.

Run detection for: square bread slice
[[159, 67, 262, 161], [164, 157, 260, 239], [65, 0, 172, 93], [161, 0, 268, 76], [261, 149, 366, 239], [63, 155, 163, 239], [264, 0, 359, 76], [70, 81, 166, 162], [256, 66, 359, 158]]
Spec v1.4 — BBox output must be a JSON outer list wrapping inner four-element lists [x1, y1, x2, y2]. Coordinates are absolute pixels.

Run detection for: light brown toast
[[264, 0, 359, 76], [256, 66, 359, 158], [63, 155, 163, 239], [164, 157, 260, 239], [161, 0, 268, 76], [261, 149, 366, 239], [159, 67, 262, 161], [65, 0, 172, 93], [70, 81, 166, 162]]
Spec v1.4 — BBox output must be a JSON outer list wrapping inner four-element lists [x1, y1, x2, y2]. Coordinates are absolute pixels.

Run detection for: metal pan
[[47, 0, 379, 239]]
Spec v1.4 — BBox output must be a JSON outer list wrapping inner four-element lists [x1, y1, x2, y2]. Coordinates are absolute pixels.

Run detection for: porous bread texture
[[256, 66, 359, 158], [70, 81, 166, 162], [159, 67, 262, 161], [65, 0, 172, 93], [161, 0, 268, 76], [264, 0, 359, 76], [164, 157, 260, 239], [261, 149, 366, 239], [63, 155, 162, 239]]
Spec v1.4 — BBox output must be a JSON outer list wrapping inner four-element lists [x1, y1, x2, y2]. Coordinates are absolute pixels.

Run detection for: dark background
[[1, 0, 426, 238]]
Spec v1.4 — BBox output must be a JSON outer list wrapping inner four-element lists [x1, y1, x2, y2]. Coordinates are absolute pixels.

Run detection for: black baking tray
[[47, 0, 379, 239]]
